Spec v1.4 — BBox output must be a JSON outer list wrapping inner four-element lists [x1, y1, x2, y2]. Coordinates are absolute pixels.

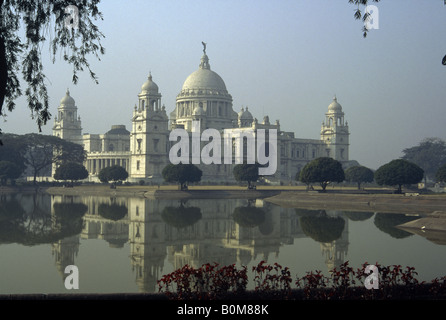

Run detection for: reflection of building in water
[[319, 211, 349, 272], [50, 196, 81, 284], [128, 197, 169, 292], [49, 195, 350, 293], [80, 196, 129, 248], [51, 236, 79, 283]]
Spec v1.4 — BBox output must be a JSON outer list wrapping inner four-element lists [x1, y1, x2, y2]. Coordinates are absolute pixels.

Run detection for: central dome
[[173, 46, 235, 131], [180, 54, 228, 94], [182, 68, 227, 92]]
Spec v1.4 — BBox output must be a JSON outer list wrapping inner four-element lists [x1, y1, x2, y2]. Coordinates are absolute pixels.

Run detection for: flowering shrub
[[157, 261, 446, 300], [157, 263, 248, 300], [252, 261, 293, 299]]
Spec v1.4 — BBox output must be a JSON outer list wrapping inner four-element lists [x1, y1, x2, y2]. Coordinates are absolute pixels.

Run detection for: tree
[[374, 159, 424, 193], [98, 165, 128, 184], [20, 134, 86, 184], [344, 165, 374, 190], [233, 163, 261, 189], [54, 162, 88, 183], [402, 138, 446, 184], [0, 133, 85, 184], [0, 134, 27, 170], [162, 163, 202, 190], [0, 160, 23, 185], [435, 163, 446, 183], [298, 157, 345, 191], [0, 0, 105, 136]]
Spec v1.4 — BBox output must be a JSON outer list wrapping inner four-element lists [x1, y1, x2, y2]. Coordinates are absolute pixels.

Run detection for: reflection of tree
[[344, 211, 374, 221], [98, 203, 128, 221], [0, 196, 87, 245], [162, 205, 202, 229], [374, 213, 418, 239], [258, 212, 274, 235], [232, 206, 266, 228], [0, 196, 26, 243], [53, 202, 88, 235], [294, 208, 322, 217], [300, 211, 345, 243], [0, 197, 25, 222]]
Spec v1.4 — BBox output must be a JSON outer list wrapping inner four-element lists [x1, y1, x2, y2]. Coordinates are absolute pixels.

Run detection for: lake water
[[1, 192, 445, 295]]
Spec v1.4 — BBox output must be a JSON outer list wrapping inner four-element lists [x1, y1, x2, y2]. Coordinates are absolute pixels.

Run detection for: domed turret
[[141, 73, 159, 94], [53, 89, 82, 142], [137, 73, 162, 112], [237, 107, 254, 127], [328, 96, 342, 112], [239, 107, 253, 120], [60, 89, 75, 107]]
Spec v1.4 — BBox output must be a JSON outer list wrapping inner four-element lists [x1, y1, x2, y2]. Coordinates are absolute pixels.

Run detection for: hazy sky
[[2, 0, 446, 170]]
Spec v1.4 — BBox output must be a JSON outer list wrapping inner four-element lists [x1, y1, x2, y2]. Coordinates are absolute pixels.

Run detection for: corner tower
[[320, 96, 349, 162], [130, 73, 169, 182], [52, 89, 82, 145]]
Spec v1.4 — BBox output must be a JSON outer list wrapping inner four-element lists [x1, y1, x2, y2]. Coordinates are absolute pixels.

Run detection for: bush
[[98, 165, 128, 183], [157, 261, 446, 300]]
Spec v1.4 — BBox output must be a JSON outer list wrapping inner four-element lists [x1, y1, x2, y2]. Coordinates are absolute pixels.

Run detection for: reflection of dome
[[180, 54, 228, 94], [106, 238, 127, 248], [141, 73, 159, 93], [60, 89, 75, 106], [328, 96, 342, 112]]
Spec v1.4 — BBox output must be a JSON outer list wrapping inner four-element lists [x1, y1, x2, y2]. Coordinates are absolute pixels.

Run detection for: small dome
[[106, 125, 130, 135], [141, 73, 159, 93], [60, 89, 75, 106], [239, 107, 253, 120], [328, 96, 342, 112]]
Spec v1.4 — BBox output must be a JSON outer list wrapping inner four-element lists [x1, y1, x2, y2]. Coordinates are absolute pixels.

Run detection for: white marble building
[[53, 45, 354, 184]]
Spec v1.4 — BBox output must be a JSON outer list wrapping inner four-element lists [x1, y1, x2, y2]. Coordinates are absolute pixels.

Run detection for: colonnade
[[85, 155, 130, 175]]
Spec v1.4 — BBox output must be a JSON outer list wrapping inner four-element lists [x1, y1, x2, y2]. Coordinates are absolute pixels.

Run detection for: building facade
[[53, 46, 354, 184]]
